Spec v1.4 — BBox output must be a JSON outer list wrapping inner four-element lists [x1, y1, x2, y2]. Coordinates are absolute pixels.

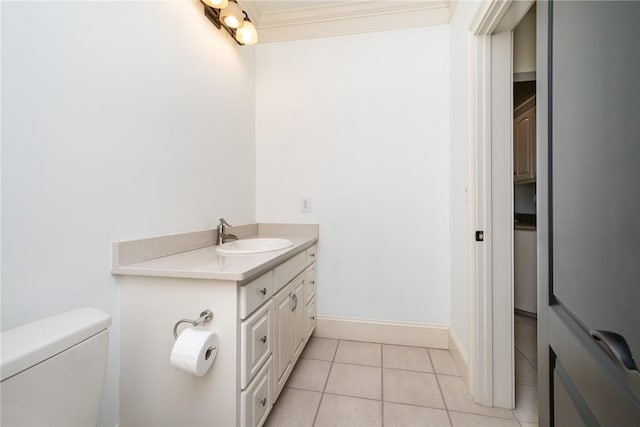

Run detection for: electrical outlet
[[301, 197, 312, 213]]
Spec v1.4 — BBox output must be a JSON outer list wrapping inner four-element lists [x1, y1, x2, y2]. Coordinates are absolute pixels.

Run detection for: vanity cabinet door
[[291, 276, 306, 360], [514, 106, 536, 183], [274, 286, 292, 379], [273, 281, 296, 401]]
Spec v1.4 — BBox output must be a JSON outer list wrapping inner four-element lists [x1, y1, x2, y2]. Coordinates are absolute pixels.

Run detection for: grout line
[[447, 409, 520, 422], [330, 360, 382, 369], [302, 355, 459, 376], [311, 339, 340, 426], [378, 395, 448, 411], [425, 348, 436, 373], [381, 343, 384, 426], [432, 369, 453, 426], [515, 346, 538, 371], [321, 391, 382, 403], [447, 409, 523, 424]]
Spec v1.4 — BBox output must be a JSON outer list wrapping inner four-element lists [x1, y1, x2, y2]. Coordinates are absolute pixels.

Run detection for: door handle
[[291, 294, 298, 312], [590, 330, 640, 376]]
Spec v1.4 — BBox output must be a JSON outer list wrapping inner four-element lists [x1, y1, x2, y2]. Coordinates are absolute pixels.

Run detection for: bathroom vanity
[[112, 224, 318, 427]]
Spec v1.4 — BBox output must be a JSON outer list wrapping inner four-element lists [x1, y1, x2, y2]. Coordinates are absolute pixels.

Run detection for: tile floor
[[514, 313, 538, 426], [266, 325, 539, 427]]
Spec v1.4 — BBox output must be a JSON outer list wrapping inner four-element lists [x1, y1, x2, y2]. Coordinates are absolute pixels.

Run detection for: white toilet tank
[[1, 307, 111, 426]]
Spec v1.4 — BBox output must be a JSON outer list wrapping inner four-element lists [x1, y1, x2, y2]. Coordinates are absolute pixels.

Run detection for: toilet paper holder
[[173, 310, 214, 340]]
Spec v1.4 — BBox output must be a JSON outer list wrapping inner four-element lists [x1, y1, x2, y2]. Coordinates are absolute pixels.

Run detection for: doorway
[[467, 0, 538, 417], [512, 5, 538, 425]]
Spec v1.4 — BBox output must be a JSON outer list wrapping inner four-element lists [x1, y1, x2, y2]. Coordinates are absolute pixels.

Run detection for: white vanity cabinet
[[117, 237, 318, 427], [273, 245, 317, 401], [239, 247, 318, 426]]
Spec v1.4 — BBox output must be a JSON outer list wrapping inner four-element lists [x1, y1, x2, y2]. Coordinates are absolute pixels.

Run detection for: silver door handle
[[590, 330, 640, 376], [291, 294, 298, 312], [259, 288, 267, 295], [260, 335, 267, 344]]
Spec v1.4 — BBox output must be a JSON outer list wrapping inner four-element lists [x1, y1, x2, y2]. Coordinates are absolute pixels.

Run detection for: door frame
[[467, 0, 537, 412]]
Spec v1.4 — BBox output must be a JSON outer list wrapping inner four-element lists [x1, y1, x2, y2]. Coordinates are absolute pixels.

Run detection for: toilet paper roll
[[170, 328, 219, 376]]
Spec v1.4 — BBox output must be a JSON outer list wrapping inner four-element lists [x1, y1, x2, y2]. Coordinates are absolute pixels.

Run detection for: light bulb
[[220, 1, 243, 29], [235, 20, 258, 45], [203, 0, 228, 8]]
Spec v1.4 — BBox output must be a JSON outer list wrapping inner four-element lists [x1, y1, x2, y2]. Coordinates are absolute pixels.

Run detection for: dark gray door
[[539, 1, 640, 426]]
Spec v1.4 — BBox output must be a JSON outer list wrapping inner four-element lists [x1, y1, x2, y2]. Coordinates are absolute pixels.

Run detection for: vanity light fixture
[[201, 0, 258, 46], [202, 0, 228, 8]]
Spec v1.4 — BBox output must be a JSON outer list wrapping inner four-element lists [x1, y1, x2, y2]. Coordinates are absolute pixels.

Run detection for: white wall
[[255, 27, 451, 325], [514, 5, 536, 74], [1, 2, 255, 425], [448, 0, 483, 354]]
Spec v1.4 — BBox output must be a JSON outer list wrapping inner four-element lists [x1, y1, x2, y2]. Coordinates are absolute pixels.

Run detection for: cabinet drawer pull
[[311, 280, 315, 285], [309, 253, 316, 258], [259, 335, 267, 344], [259, 287, 267, 295], [259, 398, 267, 407], [310, 316, 315, 320]]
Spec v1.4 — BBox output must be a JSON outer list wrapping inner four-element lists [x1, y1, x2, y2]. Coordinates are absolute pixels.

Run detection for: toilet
[[1, 307, 111, 426]]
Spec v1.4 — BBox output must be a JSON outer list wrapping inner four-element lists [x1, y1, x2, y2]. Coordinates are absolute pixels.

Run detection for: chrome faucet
[[217, 218, 238, 245]]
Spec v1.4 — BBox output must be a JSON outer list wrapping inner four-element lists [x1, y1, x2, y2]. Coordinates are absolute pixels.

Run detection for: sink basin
[[215, 238, 293, 255]]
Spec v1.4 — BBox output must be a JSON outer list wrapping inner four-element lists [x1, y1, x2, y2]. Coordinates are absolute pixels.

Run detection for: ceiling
[[241, 0, 452, 43]]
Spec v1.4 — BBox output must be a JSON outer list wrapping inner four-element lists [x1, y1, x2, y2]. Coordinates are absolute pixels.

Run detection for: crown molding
[[241, 0, 451, 43]]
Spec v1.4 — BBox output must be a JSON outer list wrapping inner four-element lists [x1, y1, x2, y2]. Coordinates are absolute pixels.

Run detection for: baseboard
[[314, 316, 449, 349], [448, 327, 469, 387]]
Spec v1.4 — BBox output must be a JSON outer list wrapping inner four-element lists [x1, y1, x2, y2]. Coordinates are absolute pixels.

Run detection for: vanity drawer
[[305, 296, 317, 340], [305, 245, 317, 265], [240, 271, 274, 320], [241, 302, 272, 389], [241, 356, 272, 427], [273, 252, 305, 292], [303, 265, 316, 304]]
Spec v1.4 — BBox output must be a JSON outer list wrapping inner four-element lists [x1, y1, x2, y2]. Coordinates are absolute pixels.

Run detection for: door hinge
[[475, 230, 485, 242]]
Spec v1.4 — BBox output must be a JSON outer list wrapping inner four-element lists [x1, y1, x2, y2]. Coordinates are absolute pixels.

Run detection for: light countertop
[[112, 235, 316, 282]]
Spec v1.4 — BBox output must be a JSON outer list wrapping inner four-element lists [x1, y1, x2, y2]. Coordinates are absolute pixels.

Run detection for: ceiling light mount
[[202, 0, 258, 46]]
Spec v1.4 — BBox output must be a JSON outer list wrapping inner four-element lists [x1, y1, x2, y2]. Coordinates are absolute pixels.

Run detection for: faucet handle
[[219, 218, 232, 227]]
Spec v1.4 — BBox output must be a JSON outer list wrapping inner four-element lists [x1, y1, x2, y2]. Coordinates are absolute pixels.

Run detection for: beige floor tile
[[437, 375, 515, 419], [301, 337, 338, 361], [383, 345, 433, 373], [384, 402, 451, 427], [428, 349, 460, 376], [519, 423, 539, 427], [515, 350, 537, 386], [383, 368, 445, 409], [514, 314, 536, 330], [286, 358, 331, 392], [448, 412, 520, 427], [265, 387, 321, 427], [515, 314, 537, 365], [315, 394, 382, 427], [324, 362, 382, 400], [514, 384, 538, 423], [334, 340, 382, 367]]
